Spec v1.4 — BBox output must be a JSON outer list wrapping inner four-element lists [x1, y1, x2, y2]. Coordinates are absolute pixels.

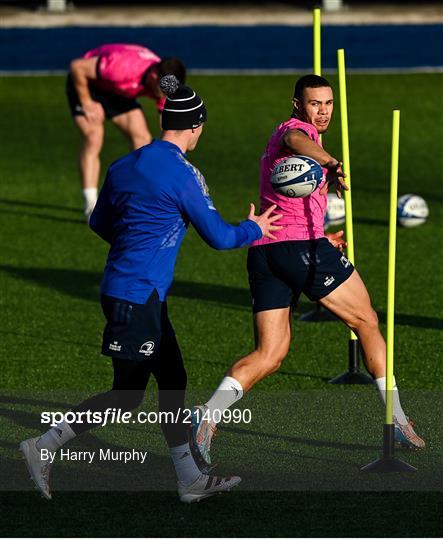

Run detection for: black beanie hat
[[160, 75, 207, 130]]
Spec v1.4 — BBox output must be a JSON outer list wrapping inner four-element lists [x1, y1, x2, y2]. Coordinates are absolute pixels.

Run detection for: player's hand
[[82, 100, 105, 123], [248, 203, 283, 240], [326, 230, 347, 252], [320, 160, 348, 198]]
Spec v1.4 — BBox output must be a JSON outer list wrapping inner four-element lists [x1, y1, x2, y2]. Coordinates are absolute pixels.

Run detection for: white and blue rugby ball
[[324, 193, 345, 229], [397, 194, 429, 228], [271, 155, 323, 198]]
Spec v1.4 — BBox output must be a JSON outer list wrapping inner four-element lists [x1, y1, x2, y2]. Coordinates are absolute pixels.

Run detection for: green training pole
[[313, 8, 322, 76], [361, 109, 415, 472], [386, 109, 400, 425], [328, 49, 372, 384]]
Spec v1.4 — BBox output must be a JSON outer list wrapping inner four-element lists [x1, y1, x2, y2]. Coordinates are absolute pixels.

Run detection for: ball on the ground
[[271, 155, 323, 198], [397, 194, 429, 227], [324, 193, 345, 229]]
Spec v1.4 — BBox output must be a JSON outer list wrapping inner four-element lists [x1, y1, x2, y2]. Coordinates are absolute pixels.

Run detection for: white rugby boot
[[19, 437, 53, 500], [178, 473, 241, 503]]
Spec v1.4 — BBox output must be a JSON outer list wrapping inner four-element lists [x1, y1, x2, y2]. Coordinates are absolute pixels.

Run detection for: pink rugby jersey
[[83, 43, 166, 111], [252, 117, 327, 246]]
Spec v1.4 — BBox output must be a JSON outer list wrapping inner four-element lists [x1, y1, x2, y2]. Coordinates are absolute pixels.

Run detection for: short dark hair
[[158, 57, 186, 84], [293, 74, 332, 101]]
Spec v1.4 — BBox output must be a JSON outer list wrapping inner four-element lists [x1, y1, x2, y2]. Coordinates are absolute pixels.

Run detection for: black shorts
[[66, 74, 142, 120], [247, 238, 354, 314], [101, 290, 172, 362]]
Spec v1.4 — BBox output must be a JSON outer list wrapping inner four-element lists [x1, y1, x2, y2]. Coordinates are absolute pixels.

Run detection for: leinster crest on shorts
[[139, 341, 155, 356]]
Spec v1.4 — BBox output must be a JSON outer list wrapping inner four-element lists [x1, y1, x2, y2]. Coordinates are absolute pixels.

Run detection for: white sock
[[170, 442, 201, 486], [205, 376, 244, 423], [374, 376, 408, 425], [36, 421, 76, 452], [82, 188, 97, 212]]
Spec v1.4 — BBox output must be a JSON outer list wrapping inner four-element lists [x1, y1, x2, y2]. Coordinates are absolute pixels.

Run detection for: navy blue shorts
[[66, 74, 142, 120], [247, 238, 354, 314], [101, 290, 177, 362]]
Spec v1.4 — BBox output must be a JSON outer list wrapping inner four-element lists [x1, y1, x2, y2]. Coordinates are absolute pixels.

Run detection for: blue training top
[[89, 139, 262, 303]]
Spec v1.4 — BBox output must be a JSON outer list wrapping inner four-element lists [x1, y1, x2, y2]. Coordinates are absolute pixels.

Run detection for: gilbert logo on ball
[[271, 155, 323, 198], [397, 194, 429, 228], [324, 192, 345, 229]]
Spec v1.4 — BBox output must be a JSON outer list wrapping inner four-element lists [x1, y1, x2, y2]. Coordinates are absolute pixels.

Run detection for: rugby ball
[[397, 194, 429, 228], [271, 155, 323, 198], [324, 193, 345, 229]]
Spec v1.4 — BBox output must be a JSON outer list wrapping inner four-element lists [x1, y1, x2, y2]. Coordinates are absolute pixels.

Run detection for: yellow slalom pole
[[386, 109, 400, 425], [361, 109, 415, 471], [313, 8, 322, 76], [337, 48, 357, 342], [328, 50, 372, 384]]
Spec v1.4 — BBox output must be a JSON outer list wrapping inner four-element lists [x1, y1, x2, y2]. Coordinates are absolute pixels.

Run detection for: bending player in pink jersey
[[191, 75, 425, 461], [67, 43, 186, 218]]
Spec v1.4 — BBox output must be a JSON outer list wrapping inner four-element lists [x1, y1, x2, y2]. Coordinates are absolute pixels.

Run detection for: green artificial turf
[[0, 74, 442, 537]]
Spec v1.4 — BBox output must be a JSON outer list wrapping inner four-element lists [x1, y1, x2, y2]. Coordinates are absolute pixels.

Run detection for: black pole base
[[361, 424, 417, 473], [328, 339, 373, 384], [298, 304, 339, 322], [361, 457, 417, 473], [328, 371, 373, 385]]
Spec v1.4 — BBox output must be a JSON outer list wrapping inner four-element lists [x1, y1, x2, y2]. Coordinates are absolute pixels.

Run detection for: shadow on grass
[[0, 208, 85, 225], [0, 394, 73, 410], [201, 358, 330, 382], [0, 197, 82, 214], [221, 424, 379, 452], [354, 216, 389, 227], [1, 265, 442, 330], [0, 329, 97, 349]]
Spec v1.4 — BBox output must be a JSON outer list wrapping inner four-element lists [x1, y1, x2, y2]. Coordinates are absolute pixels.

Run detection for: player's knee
[[257, 342, 289, 375], [367, 307, 379, 328], [84, 129, 104, 152], [264, 356, 284, 375], [352, 307, 379, 332]]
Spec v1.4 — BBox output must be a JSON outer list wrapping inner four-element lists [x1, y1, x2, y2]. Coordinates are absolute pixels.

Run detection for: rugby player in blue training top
[[19, 75, 282, 504]]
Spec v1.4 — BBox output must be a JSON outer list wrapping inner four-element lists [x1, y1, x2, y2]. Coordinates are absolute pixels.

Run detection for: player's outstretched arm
[[247, 203, 283, 240], [282, 129, 334, 165], [321, 161, 348, 198], [178, 174, 282, 249], [282, 129, 348, 198]]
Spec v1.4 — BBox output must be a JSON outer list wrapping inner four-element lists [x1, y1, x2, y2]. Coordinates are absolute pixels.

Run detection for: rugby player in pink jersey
[[191, 75, 425, 461], [67, 43, 186, 218]]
